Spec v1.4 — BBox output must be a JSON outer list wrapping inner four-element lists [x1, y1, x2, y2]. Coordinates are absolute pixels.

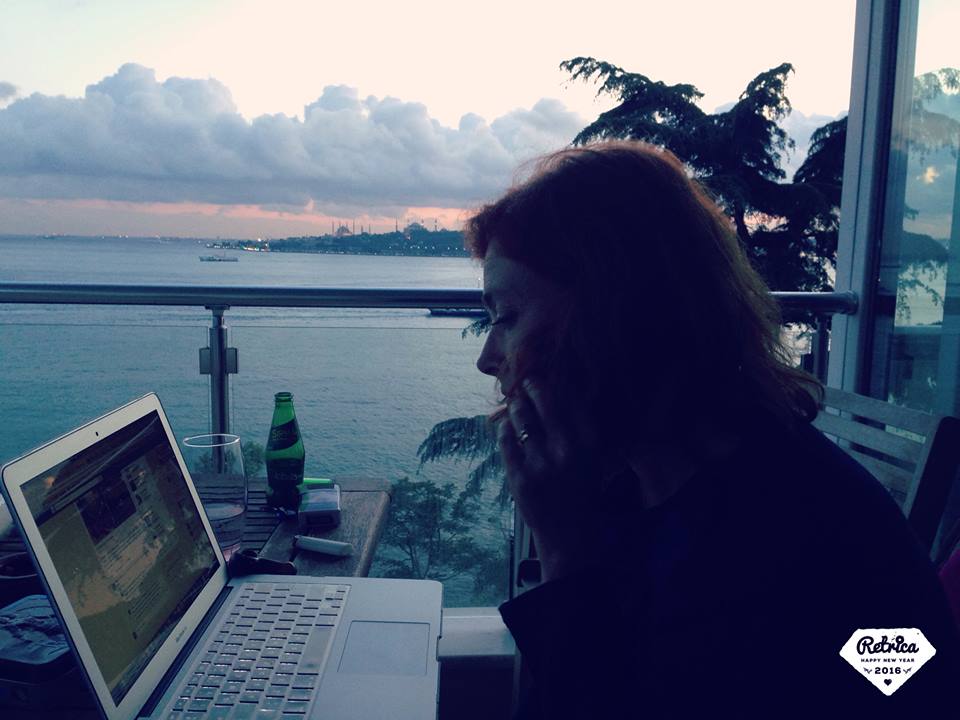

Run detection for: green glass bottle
[[265, 391, 305, 512]]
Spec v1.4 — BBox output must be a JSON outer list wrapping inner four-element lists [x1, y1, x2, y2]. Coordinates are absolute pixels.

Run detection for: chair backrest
[[812, 387, 960, 554]]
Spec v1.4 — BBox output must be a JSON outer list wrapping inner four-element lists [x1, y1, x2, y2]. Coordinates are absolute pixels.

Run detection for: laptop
[[0, 393, 442, 720]]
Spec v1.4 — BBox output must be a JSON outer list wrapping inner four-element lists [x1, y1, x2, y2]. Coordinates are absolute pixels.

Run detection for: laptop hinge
[[138, 584, 234, 718]]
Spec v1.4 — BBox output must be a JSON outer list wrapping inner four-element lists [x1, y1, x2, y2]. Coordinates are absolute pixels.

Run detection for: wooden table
[[254, 477, 392, 577]]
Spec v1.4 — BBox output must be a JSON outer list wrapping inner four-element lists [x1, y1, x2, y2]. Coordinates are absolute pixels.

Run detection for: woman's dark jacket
[[500, 416, 960, 718]]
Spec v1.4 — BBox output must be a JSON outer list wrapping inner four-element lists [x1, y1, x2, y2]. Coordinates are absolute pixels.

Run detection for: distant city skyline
[[0, 0, 863, 238]]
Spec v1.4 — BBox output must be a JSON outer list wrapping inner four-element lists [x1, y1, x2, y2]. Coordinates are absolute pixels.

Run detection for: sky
[[0, 0, 860, 238]]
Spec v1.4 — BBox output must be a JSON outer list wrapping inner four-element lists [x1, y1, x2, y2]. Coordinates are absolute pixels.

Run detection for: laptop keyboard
[[165, 582, 349, 720]]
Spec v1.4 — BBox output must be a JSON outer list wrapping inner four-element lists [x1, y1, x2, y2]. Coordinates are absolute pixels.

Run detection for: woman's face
[[476, 241, 566, 394]]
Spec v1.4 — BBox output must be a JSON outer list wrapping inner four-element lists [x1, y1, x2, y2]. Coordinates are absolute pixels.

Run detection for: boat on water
[[428, 308, 487, 317], [199, 254, 239, 262]]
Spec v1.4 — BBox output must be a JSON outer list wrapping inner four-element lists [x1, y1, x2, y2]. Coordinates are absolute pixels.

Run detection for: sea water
[[0, 235, 506, 605], [0, 236, 490, 467]]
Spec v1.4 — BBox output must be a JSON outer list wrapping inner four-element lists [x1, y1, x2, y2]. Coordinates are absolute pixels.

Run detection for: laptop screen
[[21, 410, 219, 705]]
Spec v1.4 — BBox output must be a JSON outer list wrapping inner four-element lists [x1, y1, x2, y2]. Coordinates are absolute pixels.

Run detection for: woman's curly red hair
[[465, 141, 821, 450]]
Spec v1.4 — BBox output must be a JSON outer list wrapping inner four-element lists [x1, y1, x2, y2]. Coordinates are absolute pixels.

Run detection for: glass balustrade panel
[[230, 309, 512, 607]]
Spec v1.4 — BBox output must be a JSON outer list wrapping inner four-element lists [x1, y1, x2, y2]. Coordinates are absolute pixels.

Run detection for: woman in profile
[[467, 141, 959, 718]]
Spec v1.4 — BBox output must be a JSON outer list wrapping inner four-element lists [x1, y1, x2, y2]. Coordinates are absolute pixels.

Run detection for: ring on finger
[[516, 428, 530, 446]]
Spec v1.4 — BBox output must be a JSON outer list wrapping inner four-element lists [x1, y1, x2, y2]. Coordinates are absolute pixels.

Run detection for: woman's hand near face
[[498, 378, 598, 583]]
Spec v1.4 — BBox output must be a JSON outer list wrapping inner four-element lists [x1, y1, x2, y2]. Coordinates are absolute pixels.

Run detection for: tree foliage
[[561, 58, 841, 291], [378, 477, 508, 601], [908, 67, 960, 160], [416, 414, 505, 500], [243, 440, 265, 478]]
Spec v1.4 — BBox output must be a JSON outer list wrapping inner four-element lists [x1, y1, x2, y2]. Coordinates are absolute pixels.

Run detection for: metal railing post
[[199, 305, 238, 435], [210, 307, 229, 436]]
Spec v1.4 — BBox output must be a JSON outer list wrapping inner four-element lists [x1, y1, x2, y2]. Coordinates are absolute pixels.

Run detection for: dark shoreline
[[0, 233, 471, 259]]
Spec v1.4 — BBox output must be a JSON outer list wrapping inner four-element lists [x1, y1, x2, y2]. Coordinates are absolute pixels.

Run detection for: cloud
[[778, 109, 845, 180], [0, 64, 583, 213], [904, 146, 957, 242], [921, 165, 940, 184], [0, 81, 16, 107]]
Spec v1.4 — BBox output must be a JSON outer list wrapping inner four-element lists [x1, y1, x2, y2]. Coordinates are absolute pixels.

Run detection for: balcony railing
[[0, 282, 858, 437], [0, 282, 859, 609]]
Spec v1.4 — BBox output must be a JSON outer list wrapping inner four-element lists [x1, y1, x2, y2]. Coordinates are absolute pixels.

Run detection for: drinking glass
[[181, 433, 247, 562]]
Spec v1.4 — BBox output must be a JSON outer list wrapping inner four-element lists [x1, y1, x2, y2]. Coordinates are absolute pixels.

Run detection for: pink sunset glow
[[0, 198, 469, 239], [0, 2, 858, 239]]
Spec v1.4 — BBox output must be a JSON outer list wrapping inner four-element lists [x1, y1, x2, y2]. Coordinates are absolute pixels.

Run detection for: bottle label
[[266, 458, 304, 510], [268, 418, 300, 451], [267, 458, 304, 484]]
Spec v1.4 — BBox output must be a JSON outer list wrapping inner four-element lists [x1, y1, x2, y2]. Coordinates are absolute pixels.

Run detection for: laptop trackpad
[[337, 621, 429, 676]]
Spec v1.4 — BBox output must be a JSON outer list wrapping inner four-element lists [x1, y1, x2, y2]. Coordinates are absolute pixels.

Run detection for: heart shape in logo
[[884, 679, 892, 686]]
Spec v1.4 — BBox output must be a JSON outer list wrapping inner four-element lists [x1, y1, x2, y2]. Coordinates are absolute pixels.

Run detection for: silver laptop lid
[[0, 393, 229, 720]]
